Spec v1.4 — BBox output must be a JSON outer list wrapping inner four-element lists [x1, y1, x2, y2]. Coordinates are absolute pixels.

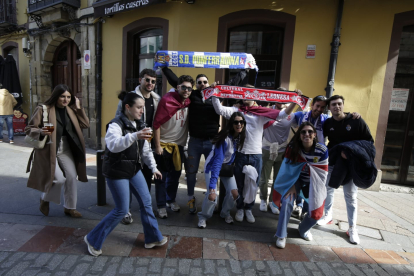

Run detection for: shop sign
[[84, 50, 91, 70], [390, 88, 409, 111], [93, 0, 166, 17], [306, 45, 316, 59]]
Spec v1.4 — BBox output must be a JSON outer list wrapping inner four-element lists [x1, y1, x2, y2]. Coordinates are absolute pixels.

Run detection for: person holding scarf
[[153, 75, 194, 218], [212, 88, 301, 224], [273, 122, 329, 249], [198, 112, 246, 228]]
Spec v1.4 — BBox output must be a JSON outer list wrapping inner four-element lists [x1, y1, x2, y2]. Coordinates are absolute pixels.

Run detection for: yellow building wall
[[100, 0, 414, 138], [16, 0, 28, 25], [335, 0, 414, 138]]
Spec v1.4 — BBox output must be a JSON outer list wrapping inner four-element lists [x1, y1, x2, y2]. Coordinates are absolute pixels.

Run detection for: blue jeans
[[276, 178, 317, 238], [87, 170, 163, 250], [198, 172, 238, 220], [0, 115, 14, 140], [234, 152, 262, 210], [187, 136, 213, 197], [154, 145, 184, 208], [324, 165, 358, 227]]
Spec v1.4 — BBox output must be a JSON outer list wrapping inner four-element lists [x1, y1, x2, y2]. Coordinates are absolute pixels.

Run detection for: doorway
[[380, 25, 414, 185], [52, 40, 82, 101]]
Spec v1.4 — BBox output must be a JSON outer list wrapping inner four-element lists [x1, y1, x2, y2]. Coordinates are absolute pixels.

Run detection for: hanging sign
[[202, 85, 311, 110], [390, 88, 409, 111], [154, 51, 259, 71], [306, 45, 316, 59], [84, 50, 91, 70]]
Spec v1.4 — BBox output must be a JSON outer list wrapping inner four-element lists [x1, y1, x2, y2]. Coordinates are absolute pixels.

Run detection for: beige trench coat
[[25, 104, 90, 193]]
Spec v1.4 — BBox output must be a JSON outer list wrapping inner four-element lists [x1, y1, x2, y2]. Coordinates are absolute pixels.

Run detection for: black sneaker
[[121, 212, 133, 225]]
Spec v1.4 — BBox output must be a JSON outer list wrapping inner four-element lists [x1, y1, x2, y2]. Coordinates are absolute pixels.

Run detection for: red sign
[[12, 110, 28, 135]]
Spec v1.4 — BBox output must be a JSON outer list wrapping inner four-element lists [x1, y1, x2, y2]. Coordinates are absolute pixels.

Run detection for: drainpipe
[[325, 0, 344, 98], [96, 20, 103, 150]]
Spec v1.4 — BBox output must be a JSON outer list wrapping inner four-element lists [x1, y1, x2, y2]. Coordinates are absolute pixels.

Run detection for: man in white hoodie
[[115, 69, 160, 224]]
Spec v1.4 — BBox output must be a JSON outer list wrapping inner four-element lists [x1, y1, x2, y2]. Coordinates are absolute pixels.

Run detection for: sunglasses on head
[[180, 86, 193, 92], [233, 120, 246, 125], [300, 130, 314, 135], [145, 78, 156, 84], [198, 80, 208, 85], [314, 95, 327, 101]]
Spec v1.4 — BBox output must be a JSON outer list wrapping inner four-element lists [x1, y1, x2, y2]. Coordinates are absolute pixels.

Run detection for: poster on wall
[[390, 88, 409, 111]]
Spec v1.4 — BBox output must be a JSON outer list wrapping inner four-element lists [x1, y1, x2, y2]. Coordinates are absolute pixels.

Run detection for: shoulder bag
[[24, 105, 48, 149], [219, 163, 235, 178]]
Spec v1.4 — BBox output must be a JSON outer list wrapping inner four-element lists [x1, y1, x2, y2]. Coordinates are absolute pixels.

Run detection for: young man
[[258, 88, 296, 215], [318, 95, 374, 244], [162, 68, 220, 214], [153, 75, 194, 218], [212, 92, 299, 223], [115, 68, 160, 225]]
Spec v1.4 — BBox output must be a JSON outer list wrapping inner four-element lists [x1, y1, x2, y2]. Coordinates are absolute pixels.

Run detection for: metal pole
[[96, 20, 103, 150], [324, 0, 344, 99], [96, 150, 106, 205]]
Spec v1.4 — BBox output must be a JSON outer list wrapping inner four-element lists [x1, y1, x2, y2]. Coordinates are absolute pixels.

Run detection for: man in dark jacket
[[162, 68, 220, 214], [317, 95, 374, 245]]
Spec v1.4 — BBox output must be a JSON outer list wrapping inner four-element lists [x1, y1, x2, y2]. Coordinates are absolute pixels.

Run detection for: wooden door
[[52, 40, 82, 101]]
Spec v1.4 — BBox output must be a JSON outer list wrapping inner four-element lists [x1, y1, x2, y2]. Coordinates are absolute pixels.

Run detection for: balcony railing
[[0, 0, 17, 27], [28, 0, 80, 14]]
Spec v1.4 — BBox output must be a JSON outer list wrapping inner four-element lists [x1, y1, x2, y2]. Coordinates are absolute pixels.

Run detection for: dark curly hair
[[177, 75, 194, 87], [211, 112, 246, 151]]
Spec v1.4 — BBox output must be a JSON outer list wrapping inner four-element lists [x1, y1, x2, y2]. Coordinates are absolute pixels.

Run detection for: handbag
[[24, 105, 49, 149], [219, 163, 235, 177]]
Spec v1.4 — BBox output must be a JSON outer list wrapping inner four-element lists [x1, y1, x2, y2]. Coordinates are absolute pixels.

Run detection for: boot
[[39, 198, 49, 216], [64, 208, 82, 218]]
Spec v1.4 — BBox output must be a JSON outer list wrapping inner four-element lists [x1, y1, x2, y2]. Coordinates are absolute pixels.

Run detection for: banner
[[154, 51, 258, 71], [202, 85, 311, 110]]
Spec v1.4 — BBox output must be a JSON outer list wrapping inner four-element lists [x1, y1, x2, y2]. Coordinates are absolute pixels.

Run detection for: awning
[[93, 0, 166, 18]]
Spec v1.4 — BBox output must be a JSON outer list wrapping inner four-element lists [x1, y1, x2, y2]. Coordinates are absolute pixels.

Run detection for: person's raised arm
[[162, 67, 179, 88], [212, 96, 238, 120]]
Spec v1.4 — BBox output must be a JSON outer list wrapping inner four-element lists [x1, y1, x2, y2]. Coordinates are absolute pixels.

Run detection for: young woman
[[84, 91, 166, 256], [25, 84, 89, 218], [273, 122, 328, 249], [197, 112, 246, 228]]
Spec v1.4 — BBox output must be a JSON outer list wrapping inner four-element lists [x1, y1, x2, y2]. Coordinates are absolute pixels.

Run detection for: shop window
[[126, 28, 163, 94]]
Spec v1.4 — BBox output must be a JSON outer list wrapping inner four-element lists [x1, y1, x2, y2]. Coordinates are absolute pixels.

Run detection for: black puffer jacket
[[328, 140, 377, 189]]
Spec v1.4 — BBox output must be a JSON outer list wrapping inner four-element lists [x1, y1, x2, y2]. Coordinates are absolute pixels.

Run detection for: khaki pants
[[258, 149, 283, 202], [42, 137, 78, 209]]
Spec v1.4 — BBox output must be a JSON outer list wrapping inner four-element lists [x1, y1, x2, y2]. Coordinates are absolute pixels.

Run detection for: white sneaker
[[224, 215, 234, 224], [269, 202, 280, 215], [145, 236, 168, 249], [347, 227, 360, 244], [235, 209, 244, 222], [259, 200, 268, 212], [299, 229, 313, 241], [198, 219, 206, 229], [245, 210, 255, 223], [167, 202, 180, 212], [317, 212, 332, 225], [276, 237, 286, 249], [84, 235, 102, 257], [292, 206, 302, 218], [157, 208, 168, 219]]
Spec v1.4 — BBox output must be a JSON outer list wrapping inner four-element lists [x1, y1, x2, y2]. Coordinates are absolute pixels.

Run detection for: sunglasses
[[233, 120, 246, 125], [300, 130, 315, 135], [314, 95, 327, 101], [180, 86, 193, 92], [145, 78, 156, 84], [198, 81, 208, 85]]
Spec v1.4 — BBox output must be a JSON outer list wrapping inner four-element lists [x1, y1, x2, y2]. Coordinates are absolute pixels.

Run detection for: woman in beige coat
[[25, 84, 89, 217]]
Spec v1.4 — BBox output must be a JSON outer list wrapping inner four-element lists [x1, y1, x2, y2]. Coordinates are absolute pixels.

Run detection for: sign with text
[[306, 45, 316, 59], [84, 50, 91, 70], [93, 0, 166, 17], [390, 88, 409, 111]]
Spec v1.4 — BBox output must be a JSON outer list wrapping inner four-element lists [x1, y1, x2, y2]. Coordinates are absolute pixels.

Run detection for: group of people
[[23, 67, 374, 257]]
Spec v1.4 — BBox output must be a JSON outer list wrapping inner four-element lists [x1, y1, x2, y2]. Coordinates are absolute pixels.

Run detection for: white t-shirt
[[263, 111, 295, 152], [212, 97, 287, 155], [160, 107, 189, 146]]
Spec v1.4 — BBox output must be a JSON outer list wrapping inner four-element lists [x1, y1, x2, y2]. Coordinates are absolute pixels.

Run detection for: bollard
[[96, 150, 106, 206]]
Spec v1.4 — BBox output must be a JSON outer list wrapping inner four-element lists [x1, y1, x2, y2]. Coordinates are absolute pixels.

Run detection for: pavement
[[1, 135, 414, 275]]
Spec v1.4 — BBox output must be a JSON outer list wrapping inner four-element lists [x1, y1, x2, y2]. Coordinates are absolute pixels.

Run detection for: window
[[2, 42, 18, 72], [227, 24, 284, 89], [127, 28, 163, 94]]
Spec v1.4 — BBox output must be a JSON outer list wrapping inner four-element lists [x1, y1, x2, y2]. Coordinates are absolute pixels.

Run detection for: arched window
[[2, 41, 19, 72]]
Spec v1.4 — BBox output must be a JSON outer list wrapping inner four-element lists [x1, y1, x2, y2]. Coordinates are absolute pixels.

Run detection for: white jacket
[[242, 165, 259, 204]]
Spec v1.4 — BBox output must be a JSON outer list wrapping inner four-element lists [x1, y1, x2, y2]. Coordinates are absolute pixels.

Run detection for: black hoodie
[[323, 113, 374, 150]]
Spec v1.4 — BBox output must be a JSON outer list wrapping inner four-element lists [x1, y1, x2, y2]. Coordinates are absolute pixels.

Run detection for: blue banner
[[154, 51, 259, 71]]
